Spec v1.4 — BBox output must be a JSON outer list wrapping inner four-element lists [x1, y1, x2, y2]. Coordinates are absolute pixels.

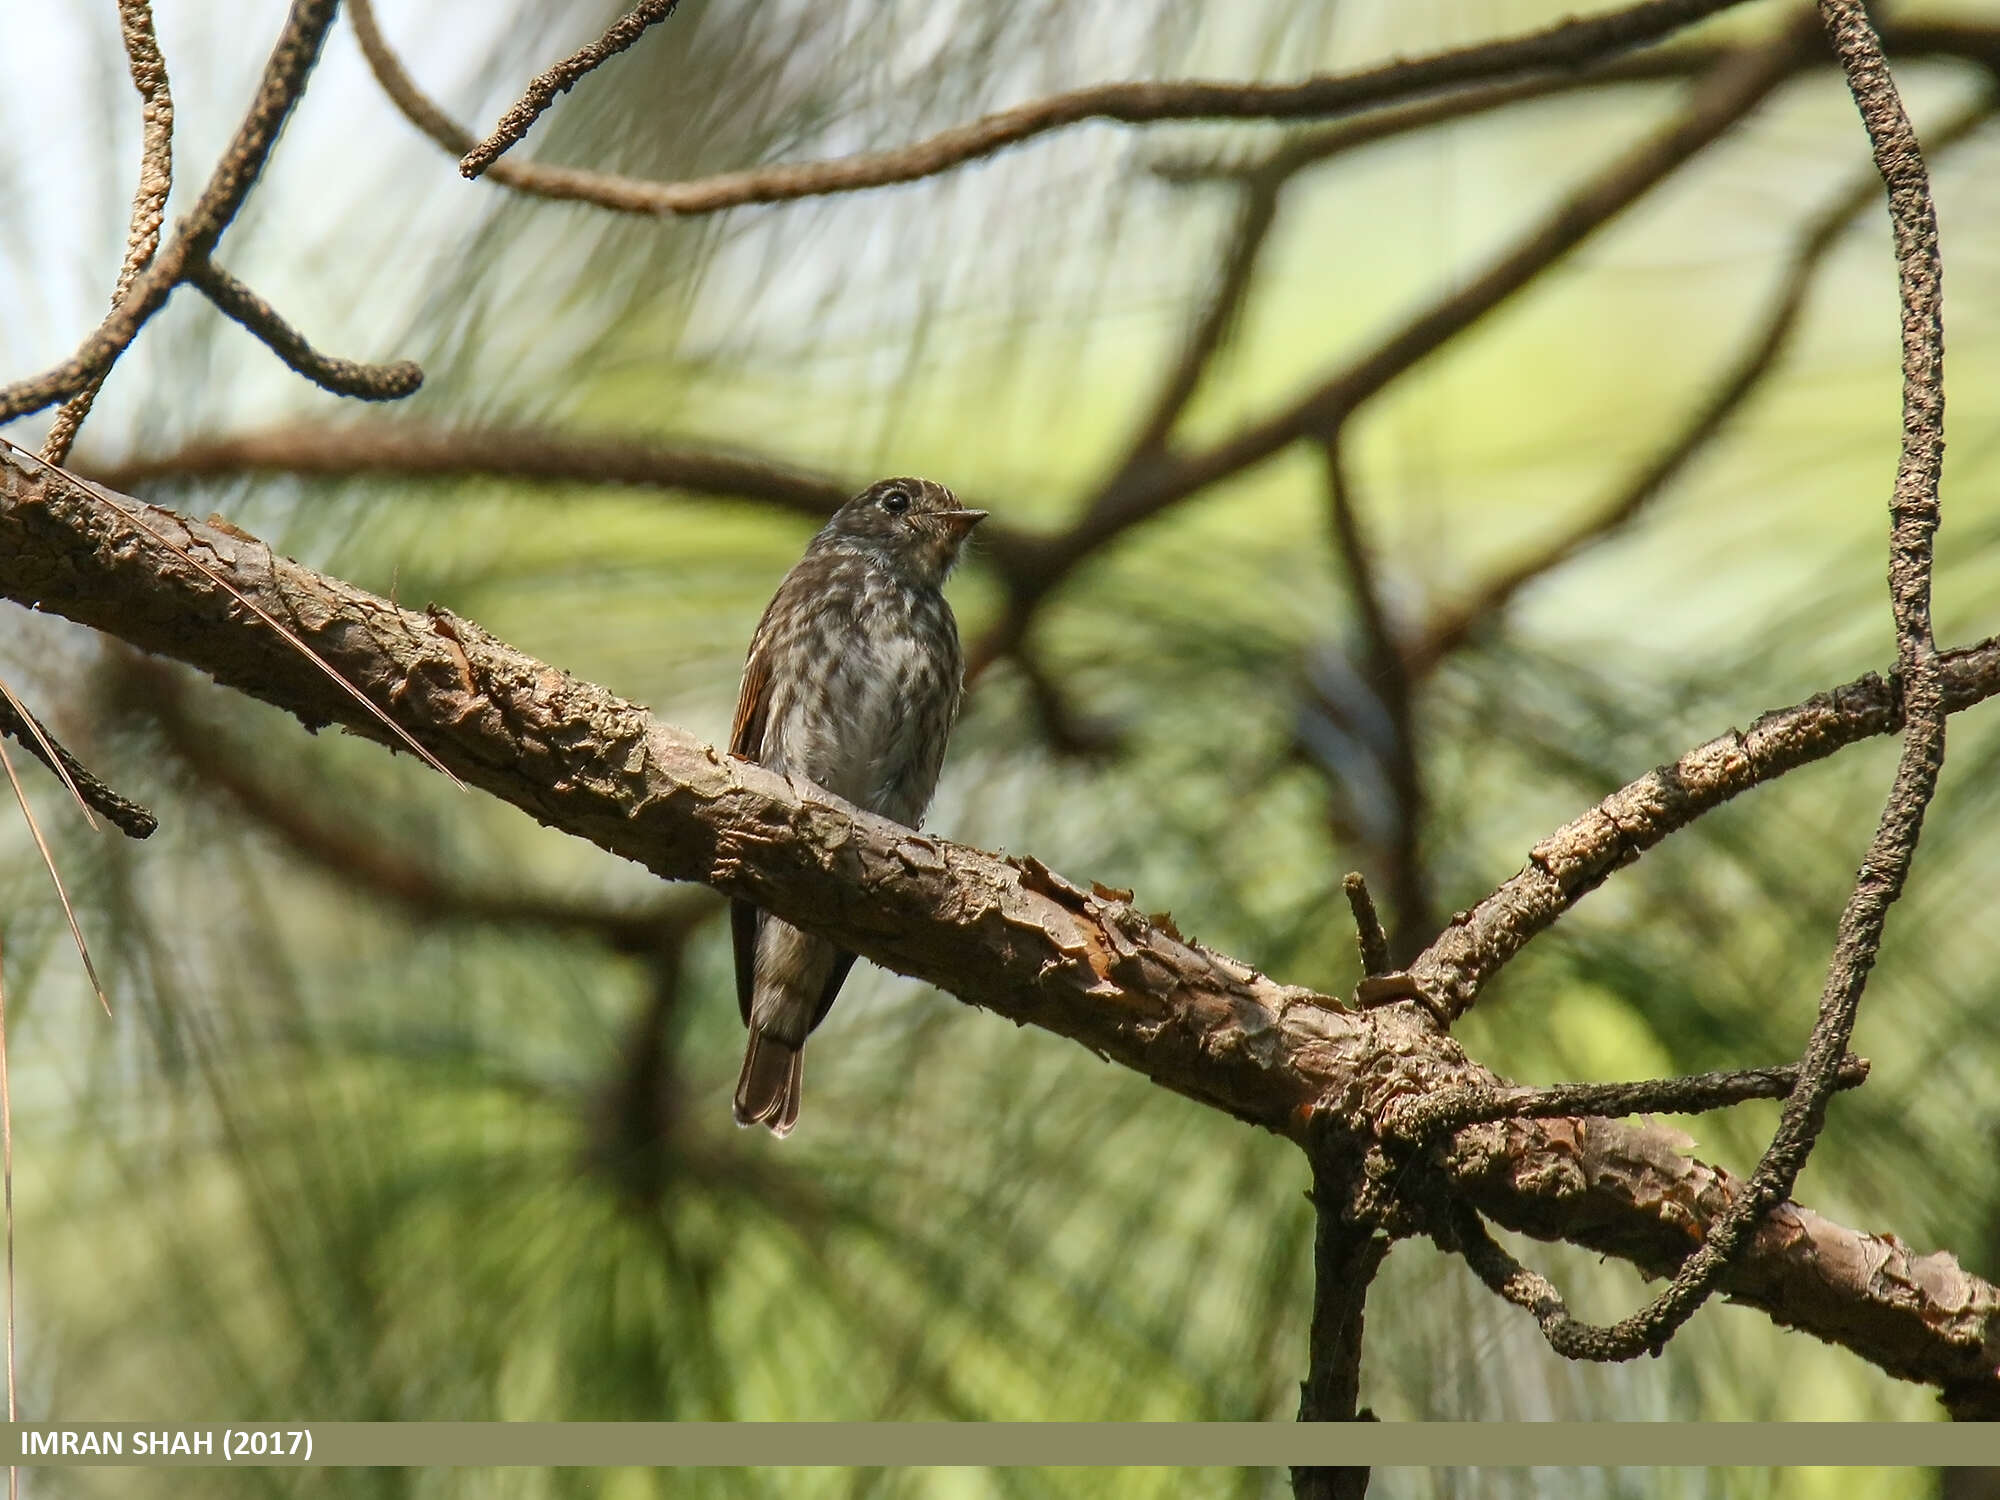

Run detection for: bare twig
[[189, 261, 424, 401], [1410, 91, 1996, 674], [1342, 873, 1391, 979], [1430, 0, 1952, 1367], [41, 0, 175, 465], [1402, 655, 1991, 1020], [0, 0, 341, 424], [1119, 177, 1283, 464], [361, 0, 1760, 217], [1383, 1055, 1870, 1144], [0, 681, 155, 839], [0, 679, 98, 830], [461, 0, 684, 179]]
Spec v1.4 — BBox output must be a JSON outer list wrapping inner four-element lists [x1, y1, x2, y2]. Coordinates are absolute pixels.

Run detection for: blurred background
[[2, 0, 1999, 1495]]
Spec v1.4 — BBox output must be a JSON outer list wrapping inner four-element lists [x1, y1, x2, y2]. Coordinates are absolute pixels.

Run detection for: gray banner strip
[[0, 1424, 1988, 1466]]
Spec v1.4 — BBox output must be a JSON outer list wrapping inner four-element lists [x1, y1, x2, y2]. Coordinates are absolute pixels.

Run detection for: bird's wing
[[810, 952, 860, 1032], [731, 900, 760, 1026], [729, 634, 774, 761], [729, 630, 776, 1025]]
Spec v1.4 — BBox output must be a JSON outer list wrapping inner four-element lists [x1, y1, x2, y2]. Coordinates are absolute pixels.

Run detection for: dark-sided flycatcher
[[729, 477, 986, 1135]]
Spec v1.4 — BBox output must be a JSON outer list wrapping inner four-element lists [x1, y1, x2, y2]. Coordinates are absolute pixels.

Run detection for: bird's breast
[[762, 575, 961, 821]]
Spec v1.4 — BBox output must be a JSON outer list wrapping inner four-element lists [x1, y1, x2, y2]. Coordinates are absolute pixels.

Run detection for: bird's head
[[818, 477, 986, 585]]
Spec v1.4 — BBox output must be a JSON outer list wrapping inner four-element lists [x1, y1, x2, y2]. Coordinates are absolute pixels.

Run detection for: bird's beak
[[940, 509, 989, 533]]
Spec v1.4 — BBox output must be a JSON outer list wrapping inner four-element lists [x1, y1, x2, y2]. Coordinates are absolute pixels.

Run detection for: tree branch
[[123, 653, 700, 952], [0, 446, 1994, 1400], [460, 0, 684, 180], [1383, 1056, 1871, 1145], [41, 0, 175, 466], [75, 420, 1041, 579], [1426, 0, 1953, 1369], [0, 0, 344, 425], [1319, 441, 1428, 959], [357, 0, 1760, 217], [1293, 1155, 1384, 1500], [82, 421, 860, 522], [0, 683, 155, 839], [189, 261, 423, 402], [1403, 656, 1990, 1020]]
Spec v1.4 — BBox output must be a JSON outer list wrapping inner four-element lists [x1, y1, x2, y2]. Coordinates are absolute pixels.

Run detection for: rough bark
[[1, 447, 1996, 1402]]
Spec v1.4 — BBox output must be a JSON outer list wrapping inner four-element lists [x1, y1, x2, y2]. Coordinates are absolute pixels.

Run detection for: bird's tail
[[733, 1031, 804, 1137]]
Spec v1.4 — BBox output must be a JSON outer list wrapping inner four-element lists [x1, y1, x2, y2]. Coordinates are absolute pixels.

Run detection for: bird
[[728, 476, 986, 1136]]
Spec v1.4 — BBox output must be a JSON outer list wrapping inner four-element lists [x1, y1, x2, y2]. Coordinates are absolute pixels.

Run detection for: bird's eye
[[881, 489, 912, 515]]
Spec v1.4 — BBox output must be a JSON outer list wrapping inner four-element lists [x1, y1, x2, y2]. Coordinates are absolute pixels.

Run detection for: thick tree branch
[[123, 654, 700, 952], [0, 448, 1994, 1399]]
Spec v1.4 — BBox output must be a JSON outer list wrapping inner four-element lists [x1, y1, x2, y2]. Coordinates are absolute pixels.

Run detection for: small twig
[[460, 0, 684, 179], [1118, 176, 1283, 464], [1403, 645, 2000, 1022], [0, 681, 155, 839], [0, 0, 338, 424], [1436, 1199, 1619, 1360], [41, 0, 175, 466], [1383, 1055, 1870, 1144], [1342, 873, 1391, 978], [1430, 0, 1952, 1366], [189, 261, 423, 401]]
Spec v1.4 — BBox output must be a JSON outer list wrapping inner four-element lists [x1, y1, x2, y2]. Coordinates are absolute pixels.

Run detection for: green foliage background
[[0, 1, 1997, 1496]]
